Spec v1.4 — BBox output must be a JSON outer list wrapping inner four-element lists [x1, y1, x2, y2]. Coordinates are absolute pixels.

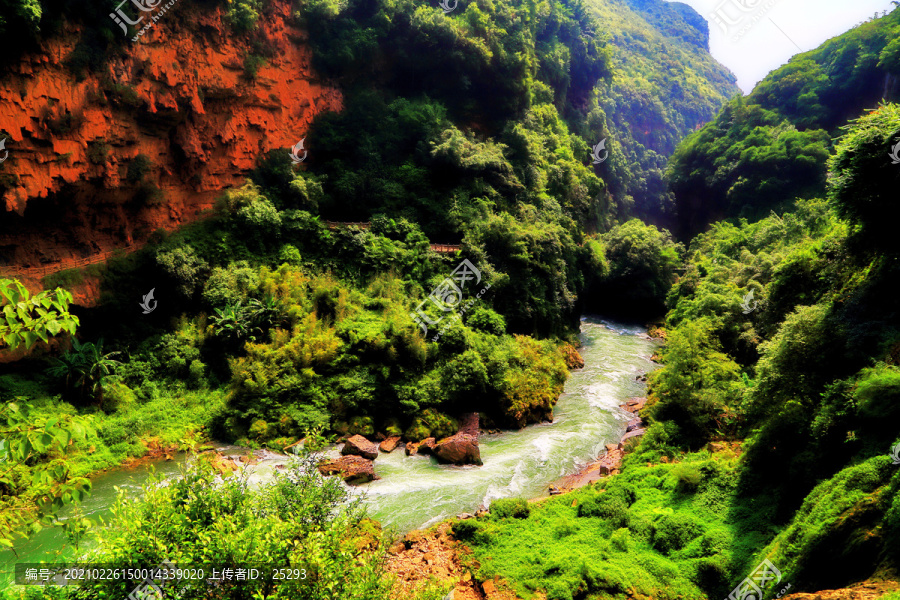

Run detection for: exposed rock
[[605, 443, 618, 453], [598, 447, 624, 475], [457, 513, 475, 520], [379, 436, 402, 453], [0, 0, 342, 306], [782, 580, 899, 600], [548, 485, 566, 496], [419, 437, 436, 455], [621, 397, 646, 414], [318, 455, 378, 484], [619, 428, 646, 448], [433, 414, 482, 465], [342, 435, 379, 460], [626, 417, 643, 432], [406, 442, 420, 456], [386, 522, 489, 600]]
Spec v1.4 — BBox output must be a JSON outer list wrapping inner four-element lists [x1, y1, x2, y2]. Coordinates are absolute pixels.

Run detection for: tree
[[47, 339, 122, 406], [828, 102, 900, 252], [586, 219, 682, 317], [0, 279, 89, 547], [0, 278, 79, 350], [646, 319, 742, 448]]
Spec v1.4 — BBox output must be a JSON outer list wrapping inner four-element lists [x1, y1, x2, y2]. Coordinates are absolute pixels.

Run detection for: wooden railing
[[326, 221, 370, 230], [2, 220, 462, 280], [0, 246, 139, 279], [430, 244, 461, 254]]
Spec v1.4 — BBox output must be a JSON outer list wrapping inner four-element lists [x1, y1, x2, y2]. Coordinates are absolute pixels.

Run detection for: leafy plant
[[0, 279, 79, 350], [47, 339, 122, 407]]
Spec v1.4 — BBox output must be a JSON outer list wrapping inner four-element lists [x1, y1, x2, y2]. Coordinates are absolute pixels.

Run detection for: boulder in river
[[598, 447, 624, 475], [342, 434, 379, 460], [379, 436, 402, 453], [620, 397, 646, 414], [318, 455, 378, 484], [626, 417, 643, 432], [406, 442, 420, 456], [419, 437, 436, 455], [433, 413, 482, 466]]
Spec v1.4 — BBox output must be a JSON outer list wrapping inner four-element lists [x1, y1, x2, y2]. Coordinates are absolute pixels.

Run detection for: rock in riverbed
[[342, 435, 379, 460], [318, 455, 379, 484], [598, 447, 624, 475], [433, 413, 482, 466], [379, 436, 402, 453], [621, 397, 646, 414], [626, 417, 643, 432]]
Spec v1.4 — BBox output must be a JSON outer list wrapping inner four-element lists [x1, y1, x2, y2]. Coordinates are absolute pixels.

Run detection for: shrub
[[652, 512, 704, 555], [87, 140, 109, 165], [126, 154, 152, 183], [453, 519, 479, 540], [577, 493, 629, 528], [671, 462, 703, 493], [490, 498, 531, 519], [348, 416, 375, 436], [466, 306, 506, 335]]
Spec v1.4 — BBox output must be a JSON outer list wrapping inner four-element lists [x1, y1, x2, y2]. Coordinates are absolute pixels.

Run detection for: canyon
[[0, 0, 341, 280]]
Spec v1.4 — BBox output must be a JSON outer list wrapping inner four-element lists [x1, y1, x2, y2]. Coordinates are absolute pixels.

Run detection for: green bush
[[652, 512, 704, 555], [467, 307, 506, 335], [348, 415, 374, 436], [671, 462, 703, 493], [490, 498, 531, 519], [126, 154, 152, 183], [577, 493, 629, 528]]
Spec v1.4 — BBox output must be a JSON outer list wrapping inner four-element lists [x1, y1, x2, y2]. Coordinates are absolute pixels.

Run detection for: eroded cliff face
[[0, 0, 341, 270]]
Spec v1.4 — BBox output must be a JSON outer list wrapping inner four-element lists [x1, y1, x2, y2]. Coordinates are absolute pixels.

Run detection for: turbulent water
[[0, 316, 656, 584], [358, 316, 657, 532]]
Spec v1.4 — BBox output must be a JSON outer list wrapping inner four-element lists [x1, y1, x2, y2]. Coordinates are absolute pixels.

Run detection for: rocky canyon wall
[[0, 0, 341, 273]]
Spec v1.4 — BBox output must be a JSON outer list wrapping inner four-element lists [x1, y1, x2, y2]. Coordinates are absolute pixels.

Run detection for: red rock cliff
[[0, 0, 341, 270]]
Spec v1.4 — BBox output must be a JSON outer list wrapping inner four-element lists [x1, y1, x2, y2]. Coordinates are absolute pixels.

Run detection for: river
[[0, 316, 657, 586]]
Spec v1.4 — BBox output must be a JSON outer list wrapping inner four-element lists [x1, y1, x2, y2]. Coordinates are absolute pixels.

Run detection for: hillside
[[667, 8, 900, 237]]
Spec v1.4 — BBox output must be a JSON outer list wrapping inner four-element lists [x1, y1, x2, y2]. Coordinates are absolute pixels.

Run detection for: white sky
[[668, 0, 897, 93]]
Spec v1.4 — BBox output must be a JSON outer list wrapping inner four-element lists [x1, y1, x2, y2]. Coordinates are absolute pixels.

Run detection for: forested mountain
[[668, 9, 900, 237], [1, 0, 899, 599]]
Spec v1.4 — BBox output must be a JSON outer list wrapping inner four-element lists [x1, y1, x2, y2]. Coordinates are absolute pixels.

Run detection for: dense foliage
[[667, 9, 900, 237], [12, 454, 406, 600], [460, 99, 900, 600]]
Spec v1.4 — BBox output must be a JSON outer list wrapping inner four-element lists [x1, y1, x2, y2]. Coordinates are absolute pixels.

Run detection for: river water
[[0, 316, 656, 585]]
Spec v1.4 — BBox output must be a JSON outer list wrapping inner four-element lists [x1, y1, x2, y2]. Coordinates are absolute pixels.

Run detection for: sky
[[668, 0, 897, 93]]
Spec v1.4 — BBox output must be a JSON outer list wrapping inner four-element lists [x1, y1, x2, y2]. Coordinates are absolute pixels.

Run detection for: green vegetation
[[455, 14, 900, 593], [458, 452, 762, 600], [0, 280, 79, 351], [14, 453, 423, 600], [4, 1, 900, 599], [668, 9, 900, 237]]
